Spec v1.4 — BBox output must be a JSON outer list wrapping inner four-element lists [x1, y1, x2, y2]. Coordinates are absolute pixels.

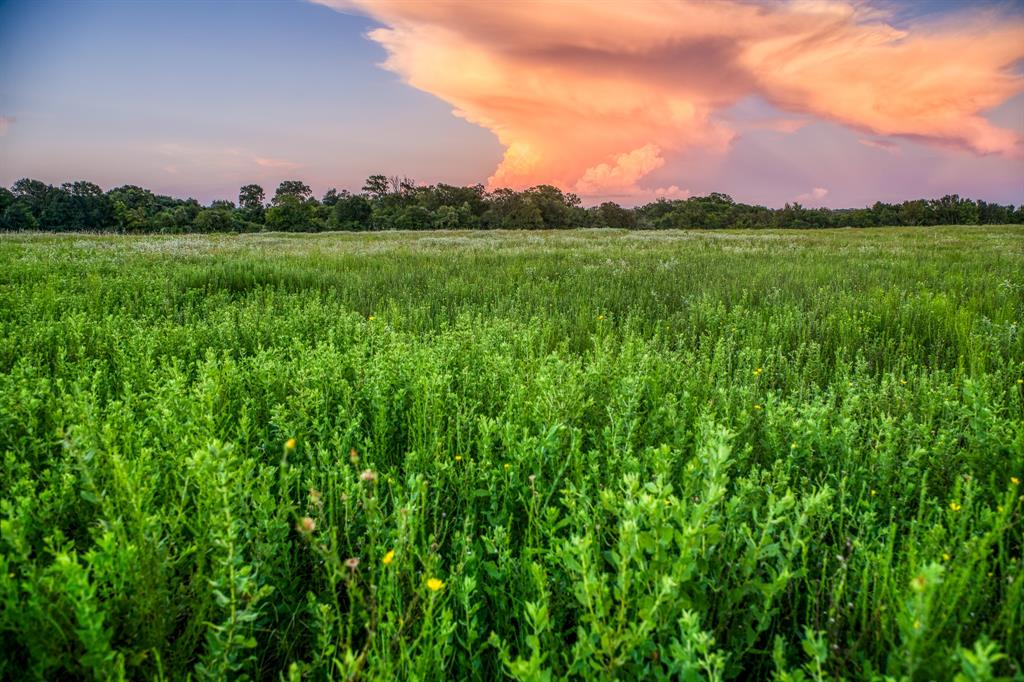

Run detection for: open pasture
[[1, 227, 1022, 680]]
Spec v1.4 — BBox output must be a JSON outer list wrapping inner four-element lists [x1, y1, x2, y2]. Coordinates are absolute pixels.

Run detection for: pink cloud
[[858, 138, 901, 154], [316, 0, 1024, 197], [575, 144, 667, 196], [155, 144, 301, 174], [0, 116, 14, 137], [254, 156, 302, 170], [796, 187, 829, 204]]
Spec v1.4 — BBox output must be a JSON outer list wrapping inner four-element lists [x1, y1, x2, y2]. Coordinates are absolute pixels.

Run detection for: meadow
[[0, 226, 1022, 681]]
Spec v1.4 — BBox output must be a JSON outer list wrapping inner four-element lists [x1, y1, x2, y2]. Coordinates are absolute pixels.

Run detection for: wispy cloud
[[858, 138, 902, 154], [796, 187, 829, 204], [155, 144, 301, 173], [254, 156, 302, 170], [316, 0, 1024, 198]]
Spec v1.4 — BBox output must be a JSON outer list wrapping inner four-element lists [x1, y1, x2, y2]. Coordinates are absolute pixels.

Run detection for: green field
[[1, 227, 1022, 680]]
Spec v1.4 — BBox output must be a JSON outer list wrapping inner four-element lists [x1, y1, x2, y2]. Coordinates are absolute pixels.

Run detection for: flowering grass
[[0, 227, 1022, 680]]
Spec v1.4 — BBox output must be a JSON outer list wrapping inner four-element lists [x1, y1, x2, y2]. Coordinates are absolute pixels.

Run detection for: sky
[[0, 0, 1022, 208]]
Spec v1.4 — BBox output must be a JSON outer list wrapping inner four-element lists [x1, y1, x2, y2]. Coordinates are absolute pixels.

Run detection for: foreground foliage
[[1, 227, 1022, 680]]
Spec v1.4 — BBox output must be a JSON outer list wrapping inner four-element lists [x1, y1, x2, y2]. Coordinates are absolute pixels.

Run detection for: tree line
[[1, 176, 1021, 233]]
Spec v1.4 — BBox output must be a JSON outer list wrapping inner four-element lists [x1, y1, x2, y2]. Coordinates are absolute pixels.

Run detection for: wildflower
[[597, 314, 605, 321], [297, 517, 316, 534], [900, 379, 907, 385], [345, 557, 360, 571], [753, 404, 762, 411], [309, 488, 322, 505], [368, 315, 376, 321], [503, 463, 510, 470], [753, 367, 763, 376], [426, 578, 444, 592], [285, 438, 296, 451], [349, 448, 359, 463], [791, 442, 797, 450], [382, 549, 395, 565], [870, 489, 877, 497], [528, 474, 536, 484], [360, 469, 377, 483], [1012, 476, 1020, 486], [454, 455, 462, 462], [942, 553, 951, 561], [949, 501, 961, 512]]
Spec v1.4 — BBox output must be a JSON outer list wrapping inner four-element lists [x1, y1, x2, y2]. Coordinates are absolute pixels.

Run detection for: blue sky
[[0, 0, 1021, 207]]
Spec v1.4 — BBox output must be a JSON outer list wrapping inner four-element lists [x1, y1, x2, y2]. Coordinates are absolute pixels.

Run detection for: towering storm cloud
[[317, 0, 1024, 199]]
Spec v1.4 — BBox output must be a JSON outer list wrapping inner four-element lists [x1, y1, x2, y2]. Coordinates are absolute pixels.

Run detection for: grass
[[0, 226, 1022, 680]]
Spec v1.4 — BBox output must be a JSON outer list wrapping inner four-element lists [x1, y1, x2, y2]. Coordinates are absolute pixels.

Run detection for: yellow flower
[[870, 489, 876, 497], [503, 463, 510, 470], [382, 549, 395, 565], [753, 404, 762, 411], [454, 455, 463, 462], [900, 379, 907, 385], [426, 578, 444, 592], [368, 315, 376, 321], [790, 442, 797, 450], [285, 438, 296, 450], [1012, 477, 1020, 486], [949, 501, 961, 512], [597, 314, 605, 321], [942, 553, 951, 561], [753, 367, 763, 375]]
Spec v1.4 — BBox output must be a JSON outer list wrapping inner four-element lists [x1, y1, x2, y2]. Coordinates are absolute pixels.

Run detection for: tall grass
[[0, 227, 1022, 680]]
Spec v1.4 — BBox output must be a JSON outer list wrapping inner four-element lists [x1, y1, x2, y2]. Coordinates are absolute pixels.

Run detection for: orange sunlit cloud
[[316, 0, 1024, 199]]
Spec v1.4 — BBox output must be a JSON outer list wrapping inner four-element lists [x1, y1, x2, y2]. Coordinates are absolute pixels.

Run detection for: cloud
[[0, 116, 14, 137], [316, 0, 1024, 198], [858, 138, 901, 154], [796, 187, 829, 204], [156, 144, 301, 173], [575, 144, 666, 196], [254, 156, 302, 170], [749, 118, 809, 134]]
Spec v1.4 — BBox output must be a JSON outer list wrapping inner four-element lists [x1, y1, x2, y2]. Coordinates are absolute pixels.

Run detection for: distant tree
[[321, 188, 341, 207], [362, 174, 390, 201], [595, 201, 637, 229], [273, 180, 312, 205], [329, 192, 372, 231], [0, 201, 37, 231], [266, 194, 316, 231], [483, 189, 544, 229], [194, 207, 238, 233], [11, 178, 51, 209], [238, 184, 265, 223]]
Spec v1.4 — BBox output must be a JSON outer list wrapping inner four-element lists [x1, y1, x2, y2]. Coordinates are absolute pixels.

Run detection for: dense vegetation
[[1, 227, 1022, 680], [2, 176, 1022, 233]]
